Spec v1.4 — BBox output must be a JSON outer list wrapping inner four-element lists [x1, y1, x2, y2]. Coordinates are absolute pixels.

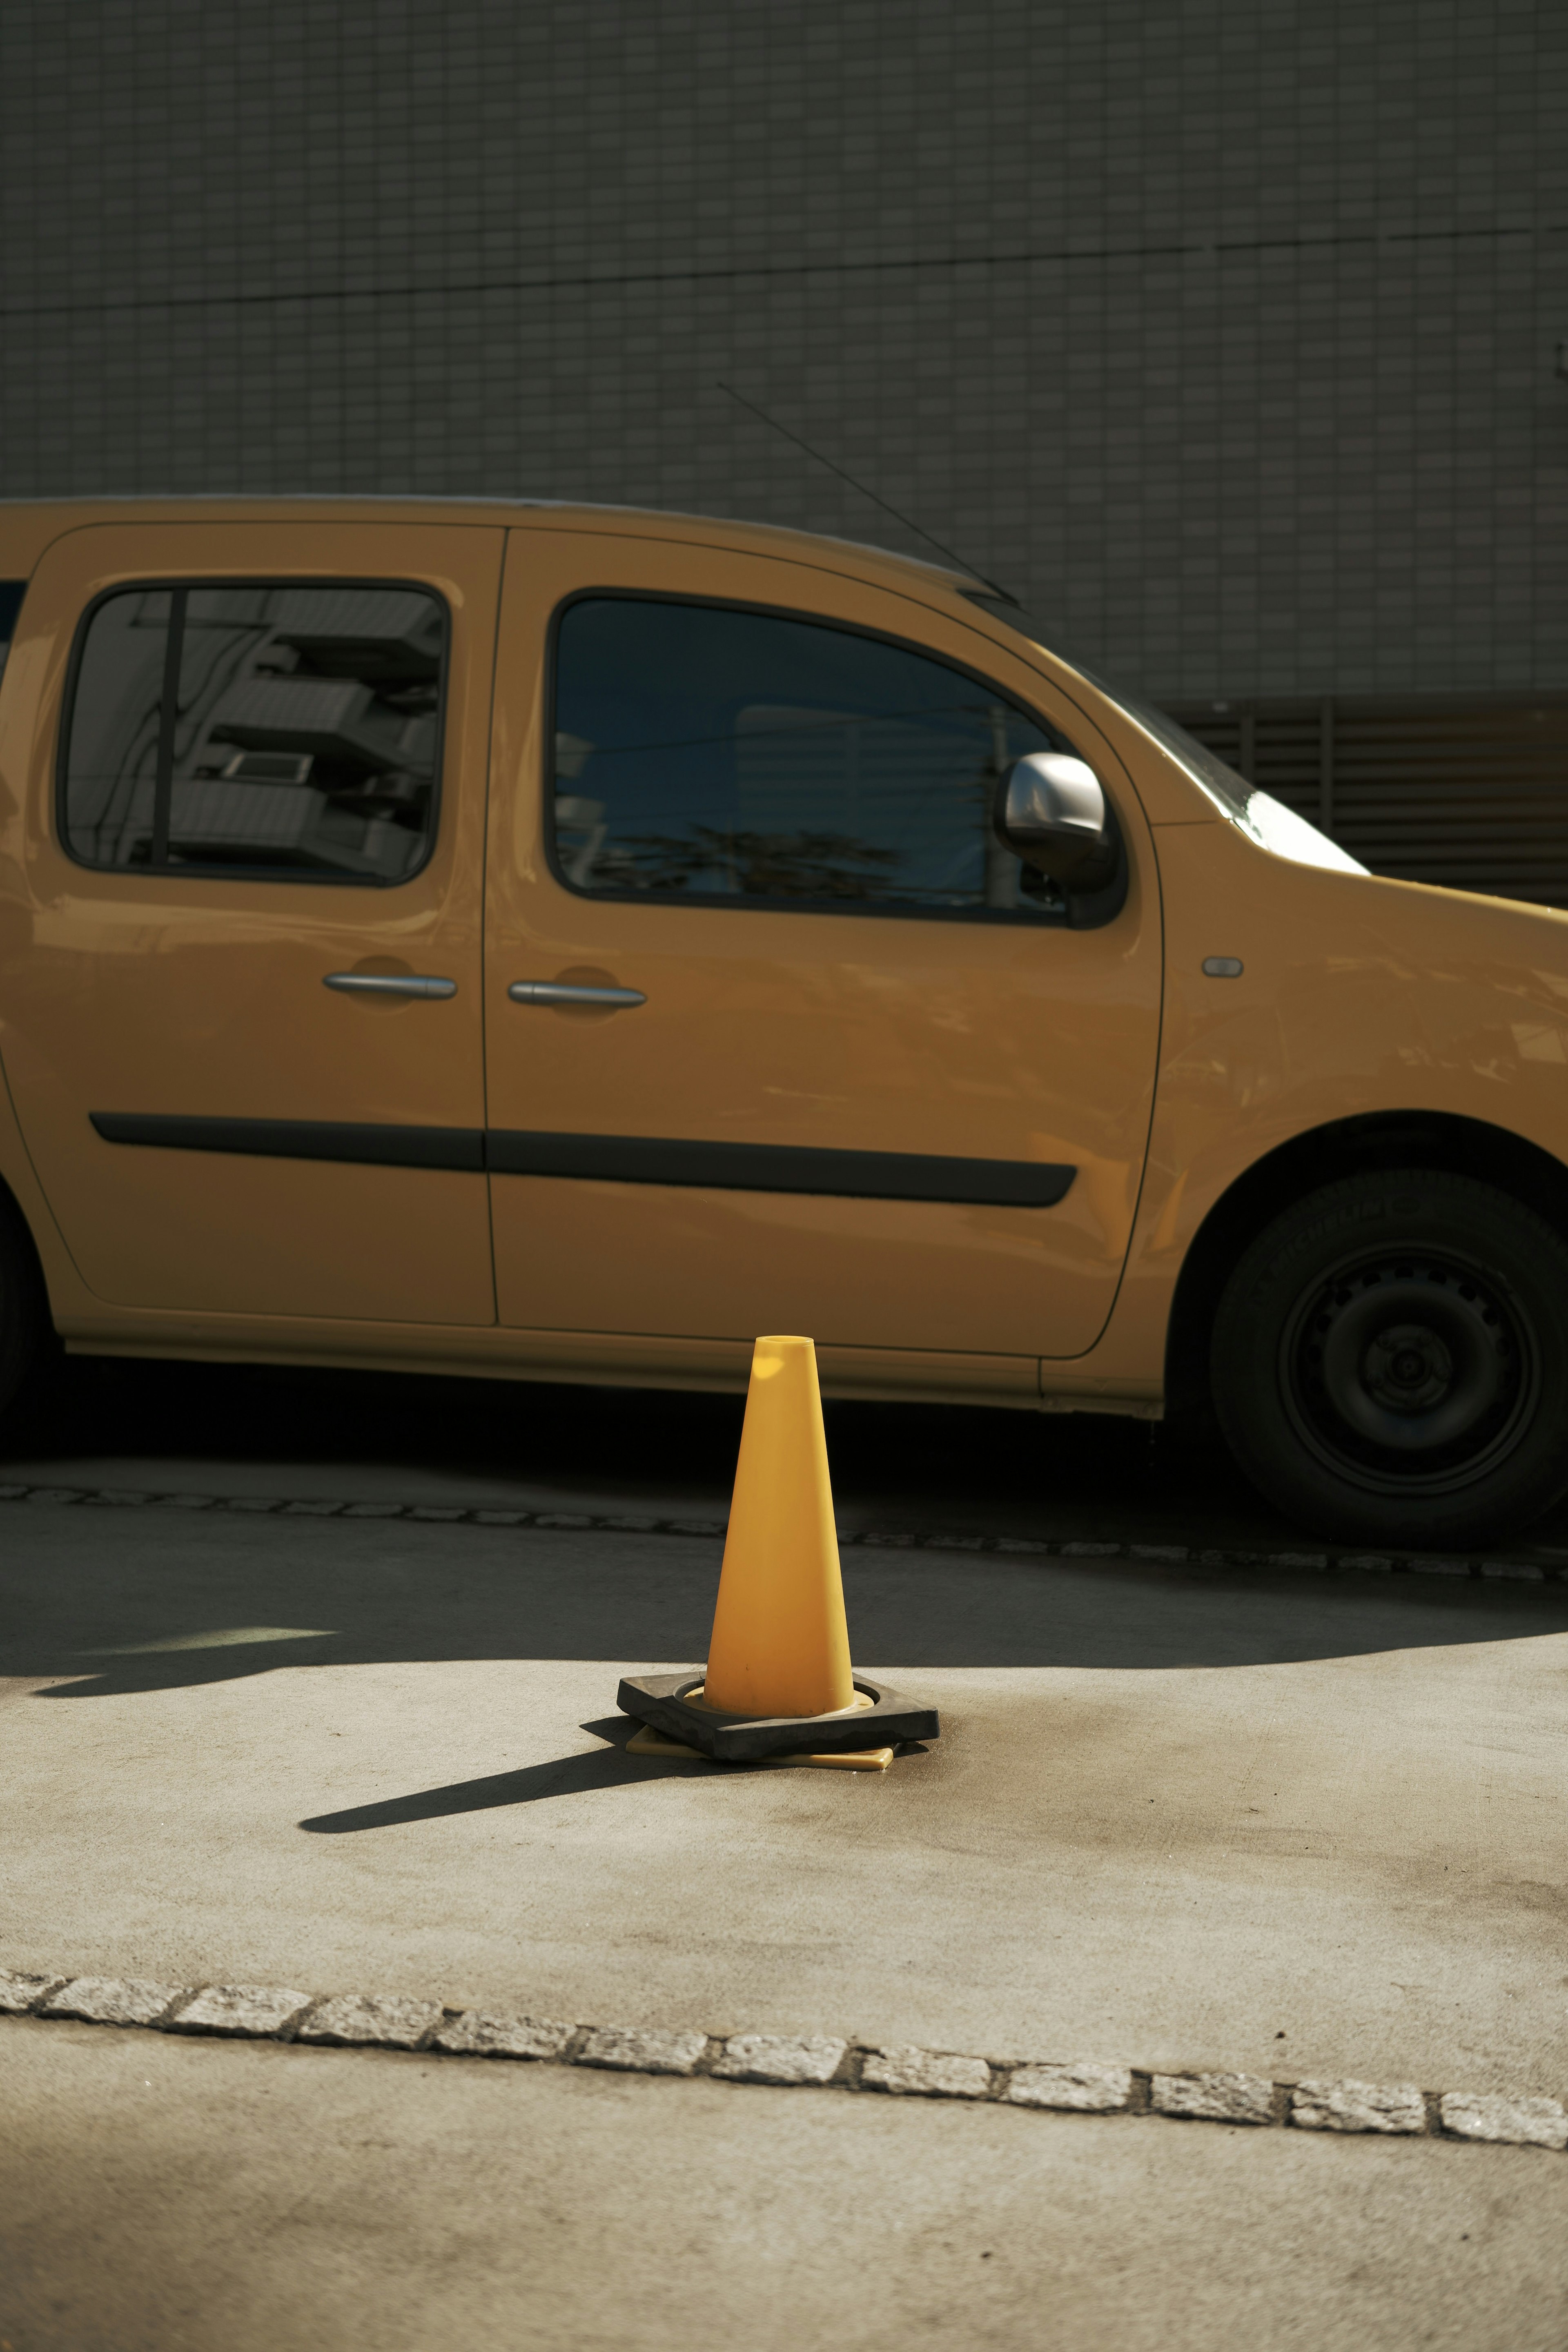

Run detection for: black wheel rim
[[1279, 1244, 1539, 1497]]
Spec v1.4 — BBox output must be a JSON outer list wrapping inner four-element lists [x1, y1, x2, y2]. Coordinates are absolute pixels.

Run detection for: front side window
[[550, 597, 1084, 920], [60, 583, 447, 883]]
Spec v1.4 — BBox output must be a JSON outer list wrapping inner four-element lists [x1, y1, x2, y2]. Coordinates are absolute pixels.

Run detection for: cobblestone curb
[[0, 1481, 1561, 1584], [2, 1966, 1561, 2152]]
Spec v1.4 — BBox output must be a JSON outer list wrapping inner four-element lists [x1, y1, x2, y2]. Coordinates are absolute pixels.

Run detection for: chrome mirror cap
[[994, 753, 1112, 886]]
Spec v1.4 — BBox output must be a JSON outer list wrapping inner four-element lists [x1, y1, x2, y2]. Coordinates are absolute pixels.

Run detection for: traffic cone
[[616, 1335, 940, 1770], [703, 1334, 855, 1717]]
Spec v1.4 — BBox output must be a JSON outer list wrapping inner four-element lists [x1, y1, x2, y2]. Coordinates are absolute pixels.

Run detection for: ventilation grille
[[1163, 697, 1568, 908]]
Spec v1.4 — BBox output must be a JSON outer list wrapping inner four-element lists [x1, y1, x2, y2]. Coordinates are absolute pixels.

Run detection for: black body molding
[[91, 1114, 1075, 1207], [89, 1112, 486, 1173]]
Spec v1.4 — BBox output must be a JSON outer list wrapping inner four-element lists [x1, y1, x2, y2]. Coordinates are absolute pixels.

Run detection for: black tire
[[0, 1196, 49, 1425], [1210, 1169, 1568, 1546]]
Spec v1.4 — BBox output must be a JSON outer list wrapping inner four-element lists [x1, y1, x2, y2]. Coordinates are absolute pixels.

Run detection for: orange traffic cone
[[617, 1336, 940, 1771], [705, 1334, 855, 1717]]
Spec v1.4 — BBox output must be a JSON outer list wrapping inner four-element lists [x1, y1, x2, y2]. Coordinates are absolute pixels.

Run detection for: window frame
[[55, 575, 452, 889], [542, 586, 1112, 930], [0, 580, 27, 688]]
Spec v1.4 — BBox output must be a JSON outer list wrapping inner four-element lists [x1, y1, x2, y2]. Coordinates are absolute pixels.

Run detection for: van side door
[[483, 526, 1163, 1385], [0, 521, 500, 1327]]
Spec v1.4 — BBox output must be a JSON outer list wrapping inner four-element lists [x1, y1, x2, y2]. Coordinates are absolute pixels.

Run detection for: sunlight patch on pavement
[[82, 1627, 336, 1655]]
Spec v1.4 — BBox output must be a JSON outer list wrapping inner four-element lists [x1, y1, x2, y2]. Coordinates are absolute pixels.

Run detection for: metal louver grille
[[1163, 698, 1568, 909]]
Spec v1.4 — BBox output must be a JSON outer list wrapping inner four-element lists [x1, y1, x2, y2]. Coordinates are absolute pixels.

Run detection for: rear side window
[[59, 582, 448, 884], [0, 581, 25, 685], [550, 596, 1081, 920]]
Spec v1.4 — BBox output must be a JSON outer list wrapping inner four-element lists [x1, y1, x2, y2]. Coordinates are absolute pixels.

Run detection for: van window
[[0, 582, 25, 685], [550, 597, 1079, 919], [60, 583, 447, 883]]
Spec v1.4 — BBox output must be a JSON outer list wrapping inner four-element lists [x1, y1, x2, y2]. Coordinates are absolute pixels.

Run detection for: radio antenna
[[717, 382, 1018, 604]]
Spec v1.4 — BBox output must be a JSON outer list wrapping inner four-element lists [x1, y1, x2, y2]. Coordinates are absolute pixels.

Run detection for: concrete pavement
[[3, 1498, 1565, 2094], [7, 1362, 1568, 2351], [4, 2018, 1565, 2352]]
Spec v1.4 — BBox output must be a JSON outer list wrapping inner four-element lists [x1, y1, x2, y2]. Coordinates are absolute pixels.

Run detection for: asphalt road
[[0, 1348, 1418, 1547], [2, 1357, 1567, 2349]]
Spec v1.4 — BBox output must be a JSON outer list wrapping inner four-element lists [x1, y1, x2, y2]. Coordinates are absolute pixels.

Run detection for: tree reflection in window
[[551, 597, 1078, 920], [597, 825, 900, 898]]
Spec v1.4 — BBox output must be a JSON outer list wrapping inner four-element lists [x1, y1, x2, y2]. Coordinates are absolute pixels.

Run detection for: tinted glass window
[[552, 598, 1078, 918], [61, 583, 446, 882], [0, 581, 25, 686]]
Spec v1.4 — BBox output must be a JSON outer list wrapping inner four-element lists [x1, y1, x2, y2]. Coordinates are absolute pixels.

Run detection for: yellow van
[[2, 497, 1566, 1546]]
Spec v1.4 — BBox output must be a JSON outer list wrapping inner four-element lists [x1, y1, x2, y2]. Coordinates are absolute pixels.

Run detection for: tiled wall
[[1, 0, 1564, 699]]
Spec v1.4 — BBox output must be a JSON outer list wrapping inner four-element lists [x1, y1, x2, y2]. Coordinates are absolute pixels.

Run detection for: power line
[[0, 220, 1552, 325], [717, 382, 1011, 595]]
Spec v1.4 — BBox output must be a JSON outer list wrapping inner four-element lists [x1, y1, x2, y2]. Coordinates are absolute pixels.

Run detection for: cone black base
[[617, 1672, 940, 1762]]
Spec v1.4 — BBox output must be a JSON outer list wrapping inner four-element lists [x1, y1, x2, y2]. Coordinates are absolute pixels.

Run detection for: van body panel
[[482, 527, 1164, 1361], [1076, 819, 1568, 1391], [0, 519, 501, 1322], [0, 497, 1564, 1414]]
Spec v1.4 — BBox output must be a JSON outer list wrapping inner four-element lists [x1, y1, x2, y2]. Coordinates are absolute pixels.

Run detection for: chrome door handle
[[508, 980, 646, 1009], [323, 972, 457, 1000]]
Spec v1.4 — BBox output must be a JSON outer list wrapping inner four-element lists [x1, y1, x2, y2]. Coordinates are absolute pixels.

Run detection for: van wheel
[[1210, 1170, 1568, 1546], [0, 1200, 48, 1425]]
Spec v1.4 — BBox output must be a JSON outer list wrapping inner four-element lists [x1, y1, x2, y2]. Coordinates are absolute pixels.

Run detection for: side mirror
[[993, 753, 1118, 894]]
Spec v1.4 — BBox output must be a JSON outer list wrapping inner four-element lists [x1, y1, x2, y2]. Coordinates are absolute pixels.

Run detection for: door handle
[[508, 980, 647, 1009], [323, 972, 458, 1000]]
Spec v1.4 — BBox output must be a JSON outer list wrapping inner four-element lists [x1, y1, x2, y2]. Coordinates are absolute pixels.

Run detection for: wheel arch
[[1163, 1111, 1568, 1427], [0, 1155, 58, 1418]]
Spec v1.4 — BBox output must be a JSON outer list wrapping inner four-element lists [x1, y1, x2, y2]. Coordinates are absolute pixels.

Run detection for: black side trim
[[89, 1113, 1075, 1205], [485, 1129, 1075, 1207], [90, 1113, 485, 1174]]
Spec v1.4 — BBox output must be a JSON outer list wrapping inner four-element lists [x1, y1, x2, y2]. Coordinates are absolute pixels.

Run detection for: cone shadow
[[298, 1723, 695, 1833]]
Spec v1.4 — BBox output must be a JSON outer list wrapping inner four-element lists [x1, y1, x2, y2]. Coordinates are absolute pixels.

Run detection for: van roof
[[0, 495, 984, 601]]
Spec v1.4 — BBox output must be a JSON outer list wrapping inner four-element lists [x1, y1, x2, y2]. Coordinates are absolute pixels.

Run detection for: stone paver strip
[[4, 1957, 1566, 2154], [1006, 2061, 1134, 2113], [2, 1479, 1564, 1584], [1290, 2078, 1426, 2134], [432, 2010, 577, 2060], [42, 1977, 188, 2028], [1151, 2072, 1276, 2125], [168, 1984, 314, 2038], [1440, 2092, 1568, 2150], [295, 1993, 445, 2050], [861, 2046, 993, 2099], [0, 1969, 64, 2013], [713, 2034, 847, 2086], [577, 2025, 708, 2075]]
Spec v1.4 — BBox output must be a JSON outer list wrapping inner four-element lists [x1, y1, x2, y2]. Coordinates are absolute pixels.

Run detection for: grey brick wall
[[1, 0, 1564, 702]]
